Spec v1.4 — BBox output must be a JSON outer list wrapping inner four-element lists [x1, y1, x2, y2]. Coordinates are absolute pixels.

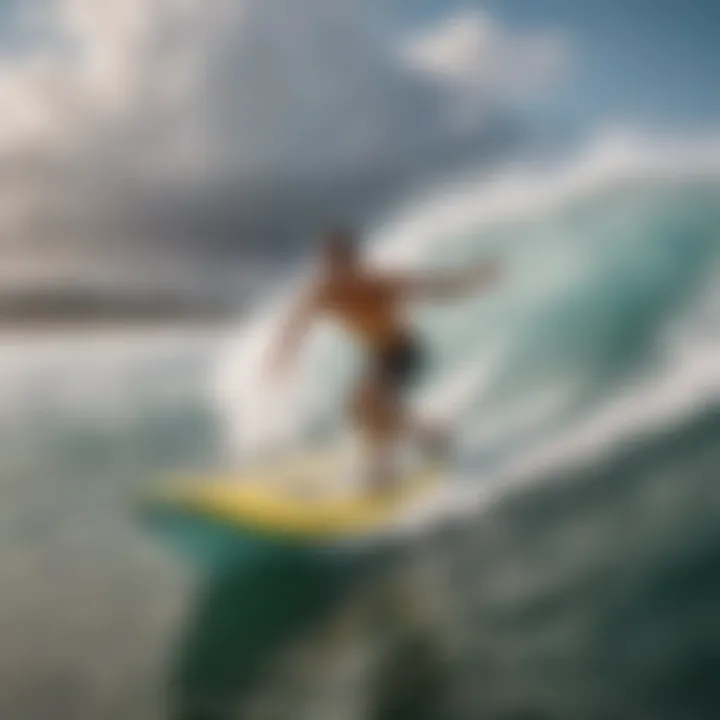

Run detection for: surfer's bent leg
[[382, 339, 450, 460], [349, 337, 424, 493], [349, 374, 403, 492]]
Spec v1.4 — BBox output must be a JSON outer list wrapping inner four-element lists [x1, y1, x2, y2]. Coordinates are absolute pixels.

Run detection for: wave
[[213, 129, 720, 483]]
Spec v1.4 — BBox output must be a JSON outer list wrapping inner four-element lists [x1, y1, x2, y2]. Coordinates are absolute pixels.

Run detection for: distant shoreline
[[0, 317, 233, 332], [0, 289, 238, 331]]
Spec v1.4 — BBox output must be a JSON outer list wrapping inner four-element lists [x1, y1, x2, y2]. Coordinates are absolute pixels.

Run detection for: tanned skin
[[268, 228, 502, 493]]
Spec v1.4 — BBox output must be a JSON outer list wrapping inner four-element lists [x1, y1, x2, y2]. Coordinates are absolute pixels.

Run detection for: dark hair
[[322, 227, 357, 261]]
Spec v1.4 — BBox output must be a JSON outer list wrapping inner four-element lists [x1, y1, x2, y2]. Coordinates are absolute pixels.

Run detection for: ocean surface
[[0, 136, 719, 719]]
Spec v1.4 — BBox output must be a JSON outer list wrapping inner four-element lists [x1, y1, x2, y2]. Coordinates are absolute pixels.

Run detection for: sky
[[0, 0, 717, 302], [398, 0, 720, 128]]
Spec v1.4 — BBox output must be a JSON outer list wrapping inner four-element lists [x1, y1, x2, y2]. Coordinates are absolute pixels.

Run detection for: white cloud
[[0, 0, 570, 290], [404, 10, 568, 131], [407, 11, 567, 93]]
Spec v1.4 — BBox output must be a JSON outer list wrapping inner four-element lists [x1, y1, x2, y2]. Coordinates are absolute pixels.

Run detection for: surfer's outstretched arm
[[396, 257, 503, 301], [267, 289, 320, 377]]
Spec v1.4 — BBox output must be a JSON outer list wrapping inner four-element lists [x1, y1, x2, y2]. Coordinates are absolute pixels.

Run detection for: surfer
[[268, 228, 502, 492]]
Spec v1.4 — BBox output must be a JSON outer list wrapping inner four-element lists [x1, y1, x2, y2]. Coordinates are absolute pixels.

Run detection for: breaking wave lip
[[367, 127, 720, 266], [212, 128, 720, 474]]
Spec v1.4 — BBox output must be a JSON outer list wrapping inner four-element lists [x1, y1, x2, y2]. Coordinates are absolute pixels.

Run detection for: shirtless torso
[[318, 272, 410, 351], [269, 229, 501, 491]]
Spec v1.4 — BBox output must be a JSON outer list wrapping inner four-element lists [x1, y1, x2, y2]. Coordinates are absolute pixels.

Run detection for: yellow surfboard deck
[[145, 449, 444, 543]]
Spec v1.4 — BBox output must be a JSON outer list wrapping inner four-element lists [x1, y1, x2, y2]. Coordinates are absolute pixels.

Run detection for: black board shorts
[[374, 336, 424, 394]]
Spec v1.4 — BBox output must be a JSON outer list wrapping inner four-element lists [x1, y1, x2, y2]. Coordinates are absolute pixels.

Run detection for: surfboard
[[139, 447, 450, 559]]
